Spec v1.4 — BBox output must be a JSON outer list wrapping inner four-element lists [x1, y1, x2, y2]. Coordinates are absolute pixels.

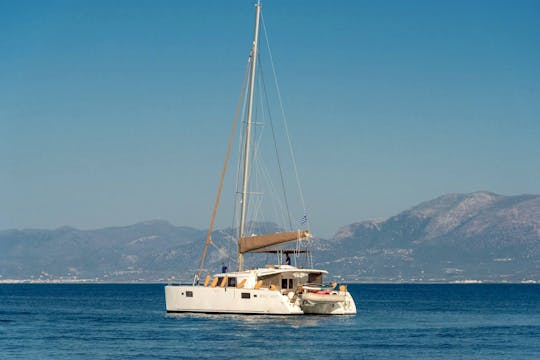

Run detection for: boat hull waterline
[[165, 285, 356, 315]]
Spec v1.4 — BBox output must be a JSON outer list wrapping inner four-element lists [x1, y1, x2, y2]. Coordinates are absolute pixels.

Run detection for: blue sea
[[1, 284, 539, 359]]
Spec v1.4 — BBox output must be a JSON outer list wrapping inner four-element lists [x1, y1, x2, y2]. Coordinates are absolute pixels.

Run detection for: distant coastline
[[1, 279, 538, 285], [2, 192, 539, 284]]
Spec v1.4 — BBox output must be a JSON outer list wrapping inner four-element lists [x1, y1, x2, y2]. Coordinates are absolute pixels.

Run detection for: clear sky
[[1, 0, 539, 237]]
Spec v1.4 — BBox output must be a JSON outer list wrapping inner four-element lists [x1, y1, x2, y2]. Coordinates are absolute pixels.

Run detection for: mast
[[238, 1, 261, 271]]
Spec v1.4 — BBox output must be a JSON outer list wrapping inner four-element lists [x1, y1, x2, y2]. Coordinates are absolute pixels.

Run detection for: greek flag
[[299, 209, 308, 225]]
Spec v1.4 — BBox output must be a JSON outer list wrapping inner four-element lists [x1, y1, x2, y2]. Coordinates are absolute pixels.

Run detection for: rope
[[197, 61, 251, 281], [229, 63, 251, 270]]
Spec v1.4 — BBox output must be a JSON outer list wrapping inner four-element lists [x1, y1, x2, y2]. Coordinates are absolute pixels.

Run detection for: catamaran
[[165, 2, 356, 315]]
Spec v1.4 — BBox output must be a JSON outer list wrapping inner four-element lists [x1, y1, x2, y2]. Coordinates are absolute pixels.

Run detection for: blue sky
[[1, 0, 539, 237]]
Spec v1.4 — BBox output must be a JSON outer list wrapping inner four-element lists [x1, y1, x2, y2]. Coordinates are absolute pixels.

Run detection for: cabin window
[[308, 273, 322, 284], [241, 292, 251, 299], [228, 277, 237, 287], [186, 291, 193, 297], [281, 278, 294, 289]]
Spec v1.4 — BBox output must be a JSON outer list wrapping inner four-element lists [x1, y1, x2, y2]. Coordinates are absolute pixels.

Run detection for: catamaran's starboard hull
[[165, 285, 303, 315]]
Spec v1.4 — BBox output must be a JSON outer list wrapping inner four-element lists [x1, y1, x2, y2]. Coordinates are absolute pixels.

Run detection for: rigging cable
[[261, 13, 309, 231], [261, 12, 312, 267], [252, 58, 290, 232], [257, 53, 294, 230]]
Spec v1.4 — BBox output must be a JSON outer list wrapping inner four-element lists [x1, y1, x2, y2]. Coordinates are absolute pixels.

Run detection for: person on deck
[[284, 253, 291, 265], [221, 263, 228, 273]]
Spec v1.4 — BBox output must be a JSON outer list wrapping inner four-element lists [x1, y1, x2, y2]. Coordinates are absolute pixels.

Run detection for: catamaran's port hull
[[165, 285, 303, 315]]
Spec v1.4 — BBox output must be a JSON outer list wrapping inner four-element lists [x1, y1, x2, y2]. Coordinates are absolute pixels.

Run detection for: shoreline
[[1, 279, 538, 285]]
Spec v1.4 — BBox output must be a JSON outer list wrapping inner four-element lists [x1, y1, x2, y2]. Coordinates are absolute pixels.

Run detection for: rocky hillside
[[319, 192, 540, 282], [1, 192, 539, 283], [0, 220, 281, 282]]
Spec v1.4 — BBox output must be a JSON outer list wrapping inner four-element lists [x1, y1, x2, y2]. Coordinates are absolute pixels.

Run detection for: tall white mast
[[238, 2, 261, 271]]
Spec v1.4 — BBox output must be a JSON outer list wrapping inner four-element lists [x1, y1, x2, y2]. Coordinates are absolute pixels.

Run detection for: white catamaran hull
[[165, 283, 357, 315], [165, 285, 303, 315]]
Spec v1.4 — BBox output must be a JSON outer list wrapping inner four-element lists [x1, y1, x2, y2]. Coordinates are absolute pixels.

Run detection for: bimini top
[[218, 265, 328, 279], [251, 249, 310, 254]]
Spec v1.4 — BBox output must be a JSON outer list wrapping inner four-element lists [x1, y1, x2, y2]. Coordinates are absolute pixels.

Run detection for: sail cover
[[238, 230, 310, 253]]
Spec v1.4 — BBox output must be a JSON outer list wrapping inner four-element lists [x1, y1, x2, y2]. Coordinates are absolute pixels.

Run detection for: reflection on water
[[166, 311, 356, 329]]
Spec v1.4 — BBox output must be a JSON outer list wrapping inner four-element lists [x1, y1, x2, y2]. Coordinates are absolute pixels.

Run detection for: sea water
[[1, 284, 539, 359]]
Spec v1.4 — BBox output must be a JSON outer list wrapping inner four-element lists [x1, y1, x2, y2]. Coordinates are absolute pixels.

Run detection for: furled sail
[[238, 230, 310, 253]]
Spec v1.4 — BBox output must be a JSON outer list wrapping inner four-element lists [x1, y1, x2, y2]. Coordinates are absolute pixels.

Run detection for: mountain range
[[1, 191, 539, 283]]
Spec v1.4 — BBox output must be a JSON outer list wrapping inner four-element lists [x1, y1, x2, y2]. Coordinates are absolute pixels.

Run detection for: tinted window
[[308, 273, 322, 284], [186, 291, 193, 297], [241, 292, 250, 299], [281, 279, 288, 289], [228, 277, 237, 287]]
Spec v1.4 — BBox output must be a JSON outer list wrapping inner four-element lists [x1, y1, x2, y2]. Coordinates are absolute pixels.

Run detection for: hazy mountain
[[320, 191, 540, 282], [0, 220, 282, 282], [1, 192, 539, 283]]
